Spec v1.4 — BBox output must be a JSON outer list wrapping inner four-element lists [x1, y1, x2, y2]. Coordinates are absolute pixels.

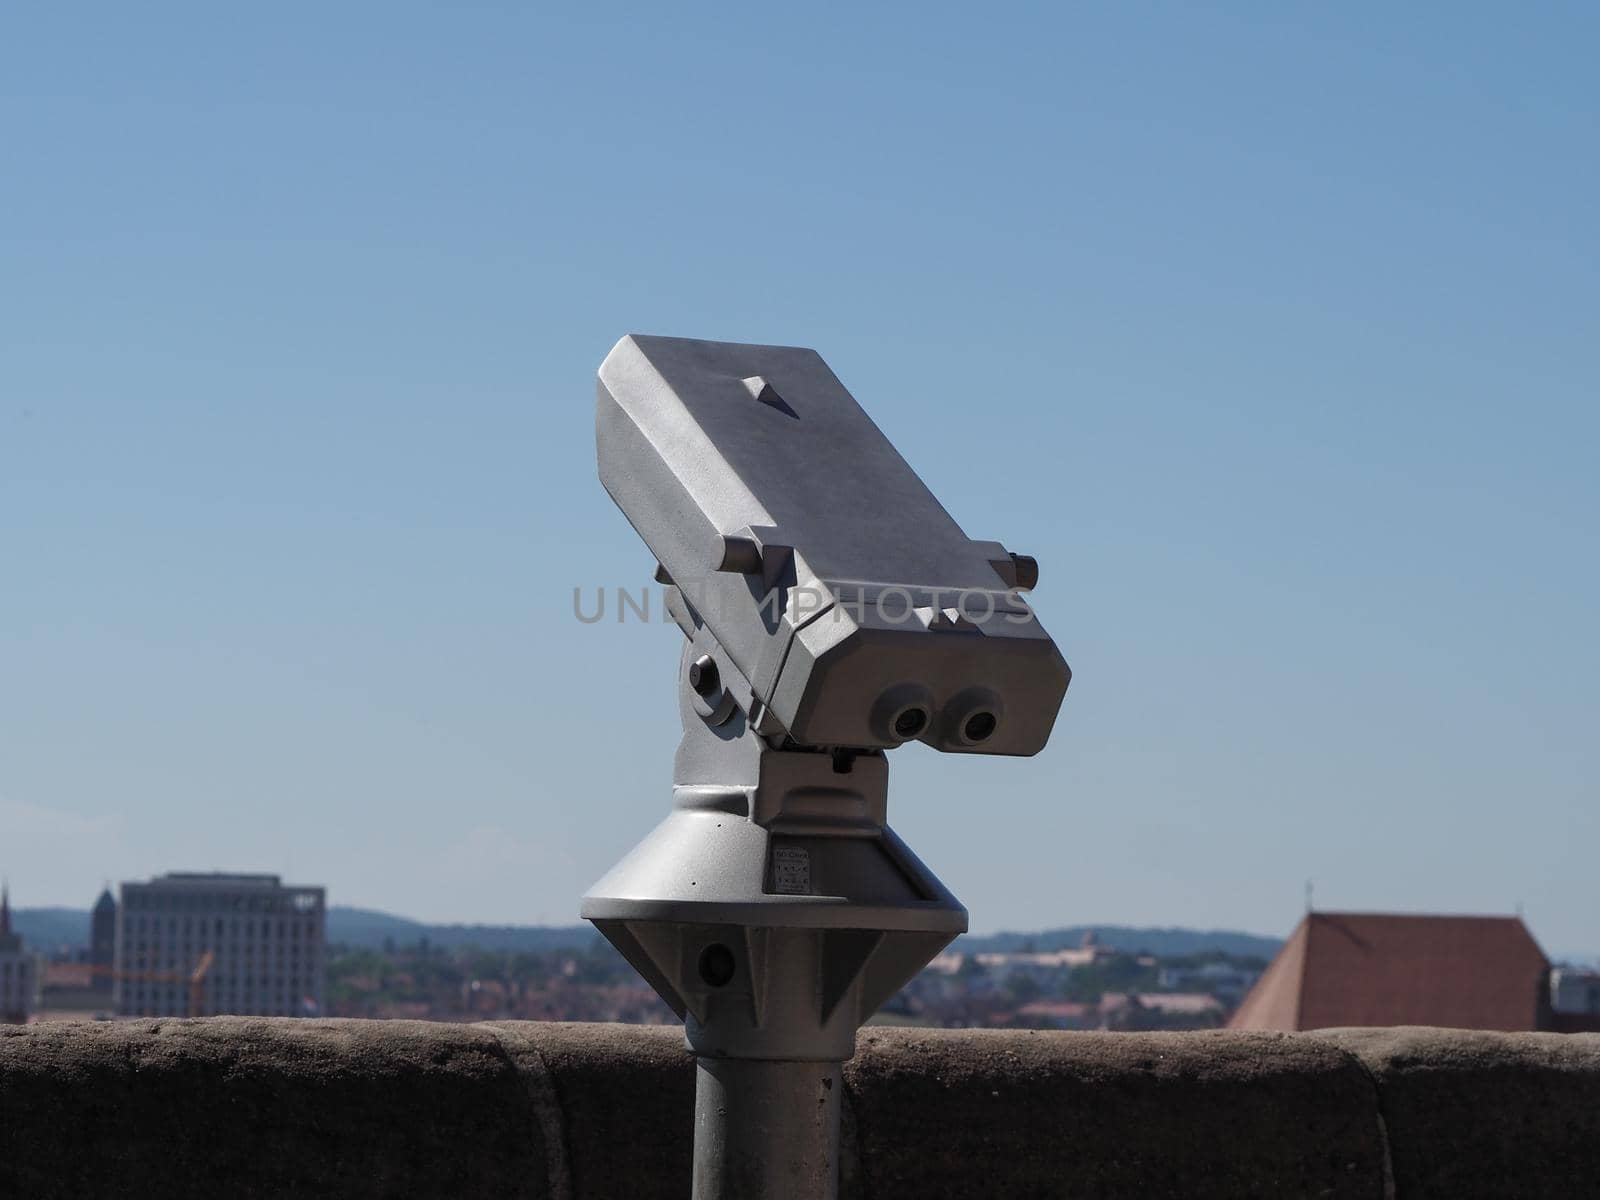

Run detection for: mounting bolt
[[689, 654, 721, 698], [716, 536, 763, 574], [1009, 553, 1039, 591]]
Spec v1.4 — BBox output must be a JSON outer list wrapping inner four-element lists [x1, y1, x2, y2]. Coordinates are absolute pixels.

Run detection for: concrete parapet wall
[[2, 1019, 1596, 1198]]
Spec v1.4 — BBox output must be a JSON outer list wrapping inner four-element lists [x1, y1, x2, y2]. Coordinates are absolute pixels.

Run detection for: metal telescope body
[[582, 335, 1070, 1199]]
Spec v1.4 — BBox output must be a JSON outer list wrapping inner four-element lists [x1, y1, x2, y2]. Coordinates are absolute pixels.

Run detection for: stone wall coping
[[3, 1019, 1596, 1197]]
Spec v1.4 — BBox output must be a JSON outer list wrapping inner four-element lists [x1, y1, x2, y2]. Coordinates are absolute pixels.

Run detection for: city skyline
[[8, 875, 1598, 965]]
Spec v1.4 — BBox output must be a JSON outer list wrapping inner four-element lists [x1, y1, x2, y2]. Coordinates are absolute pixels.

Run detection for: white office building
[[115, 873, 325, 1018], [1552, 967, 1600, 1017]]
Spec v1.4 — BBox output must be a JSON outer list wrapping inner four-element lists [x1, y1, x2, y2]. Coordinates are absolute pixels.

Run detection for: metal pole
[[692, 1057, 842, 1200]]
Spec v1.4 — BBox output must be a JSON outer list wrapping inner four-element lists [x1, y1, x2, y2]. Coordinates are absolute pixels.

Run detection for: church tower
[[91, 886, 118, 993]]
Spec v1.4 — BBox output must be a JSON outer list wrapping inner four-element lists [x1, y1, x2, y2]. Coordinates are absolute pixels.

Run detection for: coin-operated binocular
[[582, 336, 1070, 1200]]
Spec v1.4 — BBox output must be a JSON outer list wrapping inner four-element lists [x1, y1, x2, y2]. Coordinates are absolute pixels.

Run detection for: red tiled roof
[[1228, 912, 1549, 1032]]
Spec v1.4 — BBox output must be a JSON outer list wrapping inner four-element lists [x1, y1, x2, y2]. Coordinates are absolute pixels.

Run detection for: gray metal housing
[[585, 652, 966, 1063], [597, 334, 1070, 756]]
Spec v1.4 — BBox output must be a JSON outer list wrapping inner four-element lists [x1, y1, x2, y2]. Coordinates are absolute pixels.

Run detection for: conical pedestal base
[[584, 702, 966, 1198]]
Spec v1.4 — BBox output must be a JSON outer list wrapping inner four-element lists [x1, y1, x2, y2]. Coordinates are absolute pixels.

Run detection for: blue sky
[[2, 4, 1595, 951]]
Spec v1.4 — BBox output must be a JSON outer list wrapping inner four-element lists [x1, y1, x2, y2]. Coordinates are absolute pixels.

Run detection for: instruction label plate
[[772, 845, 812, 896]]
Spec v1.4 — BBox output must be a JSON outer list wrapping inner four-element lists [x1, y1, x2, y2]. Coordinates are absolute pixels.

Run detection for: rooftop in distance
[[148, 873, 287, 887]]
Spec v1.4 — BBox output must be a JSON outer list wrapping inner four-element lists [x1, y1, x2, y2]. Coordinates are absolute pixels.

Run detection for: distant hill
[[324, 907, 598, 952], [13, 908, 1274, 960], [12, 905, 598, 954], [957, 925, 1283, 960], [15, 905, 1590, 968]]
